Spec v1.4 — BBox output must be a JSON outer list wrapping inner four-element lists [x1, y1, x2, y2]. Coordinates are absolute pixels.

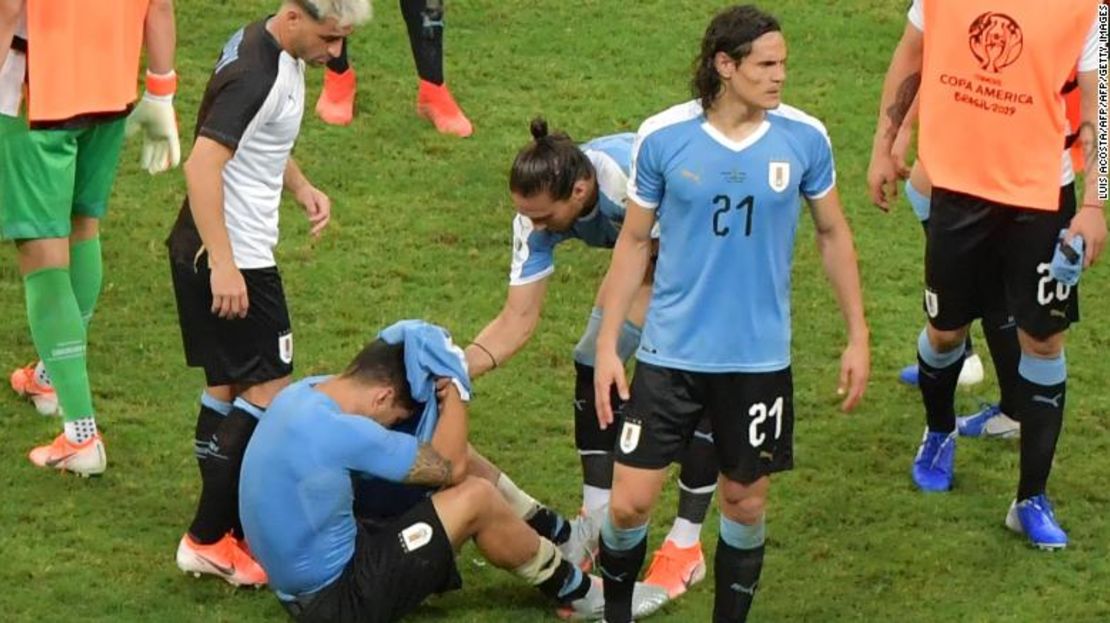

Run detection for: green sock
[[24, 268, 93, 422], [69, 236, 103, 329]]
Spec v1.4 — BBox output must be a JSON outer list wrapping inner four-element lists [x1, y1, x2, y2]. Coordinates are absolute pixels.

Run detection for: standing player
[[868, 0, 1104, 548], [593, 6, 870, 622], [315, 0, 472, 136], [1, 0, 178, 475], [465, 118, 720, 598], [166, 0, 371, 586]]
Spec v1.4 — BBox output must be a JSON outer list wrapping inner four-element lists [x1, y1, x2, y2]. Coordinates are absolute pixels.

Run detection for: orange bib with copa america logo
[[25, 0, 150, 123], [918, 0, 1097, 210]]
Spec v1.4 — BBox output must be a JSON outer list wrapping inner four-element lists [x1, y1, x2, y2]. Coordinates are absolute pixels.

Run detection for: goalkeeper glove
[[126, 70, 181, 175], [1049, 229, 1084, 287]]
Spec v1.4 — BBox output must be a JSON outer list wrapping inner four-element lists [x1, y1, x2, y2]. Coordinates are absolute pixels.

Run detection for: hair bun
[[529, 117, 549, 141]]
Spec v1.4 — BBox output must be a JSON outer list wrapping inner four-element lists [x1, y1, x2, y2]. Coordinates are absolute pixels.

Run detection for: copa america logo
[[968, 12, 1023, 73]]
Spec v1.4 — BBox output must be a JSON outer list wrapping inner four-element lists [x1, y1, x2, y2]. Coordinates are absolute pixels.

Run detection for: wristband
[[145, 70, 178, 97]]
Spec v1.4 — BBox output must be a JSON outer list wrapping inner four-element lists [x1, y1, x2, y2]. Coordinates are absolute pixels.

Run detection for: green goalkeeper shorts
[[0, 113, 126, 240]]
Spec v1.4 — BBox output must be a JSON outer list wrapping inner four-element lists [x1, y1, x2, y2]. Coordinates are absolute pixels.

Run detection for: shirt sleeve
[[802, 125, 837, 199], [627, 129, 665, 210], [336, 416, 421, 483], [508, 214, 556, 285], [197, 67, 274, 151], [907, 0, 924, 31], [1078, 13, 1100, 73]]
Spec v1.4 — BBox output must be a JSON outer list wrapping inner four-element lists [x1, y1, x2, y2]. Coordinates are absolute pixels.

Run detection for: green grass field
[[2, 1, 1108, 621]]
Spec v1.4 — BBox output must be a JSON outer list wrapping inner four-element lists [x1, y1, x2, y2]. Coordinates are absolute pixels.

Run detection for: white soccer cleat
[[559, 508, 602, 571], [27, 433, 105, 476], [957, 353, 985, 387]]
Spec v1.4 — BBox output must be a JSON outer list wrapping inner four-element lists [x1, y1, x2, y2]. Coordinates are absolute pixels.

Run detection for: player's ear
[[714, 51, 735, 79], [572, 178, 591, 201]]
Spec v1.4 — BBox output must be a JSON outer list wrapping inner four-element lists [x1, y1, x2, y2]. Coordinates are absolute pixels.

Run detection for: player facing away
[[868, 0, 1104, 549], [1, 0, 179, 476], [465, 118, 721, 599], [315, 0, 472, 136], [240, 336, 666, 622], [166, 0, 371, 587], [593, 6, 870, 622]]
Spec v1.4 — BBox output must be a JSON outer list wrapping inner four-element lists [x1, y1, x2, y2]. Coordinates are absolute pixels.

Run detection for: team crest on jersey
[[924, 289, 939, 319], [278, 332, 293, 364], [399, 522, 433, 553], [620, 418, 642, 454], [768, 161, 790, 193]]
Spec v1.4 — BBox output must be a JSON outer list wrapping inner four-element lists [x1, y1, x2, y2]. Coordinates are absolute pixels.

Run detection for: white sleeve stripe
[[1079, 14, 1100, 72], [508, 266, 553, 286], [589, 151, 629, 207], [627, 190, 659, 210], [805, 182, 836, 200]]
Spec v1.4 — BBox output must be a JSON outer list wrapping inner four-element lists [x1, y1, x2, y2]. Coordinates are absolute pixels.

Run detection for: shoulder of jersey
[[635, 99, 705, 142], [767, 103, 830, 141]]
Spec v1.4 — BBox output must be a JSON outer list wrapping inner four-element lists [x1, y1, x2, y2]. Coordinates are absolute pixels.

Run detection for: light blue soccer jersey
[[239, 376, 420, 599], [509, 133, 635, 285], [628, 100, 836, 373]]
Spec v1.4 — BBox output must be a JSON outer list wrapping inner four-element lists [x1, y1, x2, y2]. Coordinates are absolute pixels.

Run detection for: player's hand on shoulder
[[294, 184, 332, 237], [837, 338, 870, 413], [593, 351, 629, 430], [209, 262, 249, 319]]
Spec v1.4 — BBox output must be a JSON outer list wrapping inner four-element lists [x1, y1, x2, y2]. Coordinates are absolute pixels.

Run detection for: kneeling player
[[240, 332, 666, 622]]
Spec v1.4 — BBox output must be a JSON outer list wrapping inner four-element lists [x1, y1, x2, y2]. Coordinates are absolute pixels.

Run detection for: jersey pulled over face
[[509, 133, 636, 285], [628, 100, 835, 373]]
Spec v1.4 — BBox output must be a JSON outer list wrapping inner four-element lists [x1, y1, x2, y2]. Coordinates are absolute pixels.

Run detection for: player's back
[[631, 101, 836, 373]]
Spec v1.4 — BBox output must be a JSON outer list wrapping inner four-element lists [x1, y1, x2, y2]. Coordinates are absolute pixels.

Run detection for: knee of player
[[609, 491, 655, 526], [718, 482, 767, 523], [925, 325, 968, 353], [1018, 330, 1066, 359]]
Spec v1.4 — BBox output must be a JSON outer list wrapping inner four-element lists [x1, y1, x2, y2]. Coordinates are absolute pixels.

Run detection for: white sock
[[582, 485, 609, 515], [665, 517, 702, 549], [64, 417, 98, 444], [496, 473, 541, 519], [34, 360, 52, 388]]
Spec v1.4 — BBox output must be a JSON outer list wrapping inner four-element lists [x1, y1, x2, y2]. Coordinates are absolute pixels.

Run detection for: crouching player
[[240, 324, 667, 622]]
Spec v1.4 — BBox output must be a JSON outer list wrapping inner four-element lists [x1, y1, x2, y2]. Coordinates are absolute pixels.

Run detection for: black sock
[[188, 405, 260, 544], [713, 540, 765, 623], [194, 403, 225, 474], [326, 37, 350, 73], [678, 419, 718, 524], [537, 558, 591, 603], [1016, 377, 1066, 501], [982, 315, 1021, 417], [401, 0, 445, 84], [527, 507, 571, 545], [919, 352, 962, 433], [574, 362, 618, 488], [599, 531, 646, 623]]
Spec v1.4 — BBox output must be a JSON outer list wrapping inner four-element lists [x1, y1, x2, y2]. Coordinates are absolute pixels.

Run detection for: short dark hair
[[508, 117, 594, 201], [691, 5, 781, 110], [341, 339, 415, 411]]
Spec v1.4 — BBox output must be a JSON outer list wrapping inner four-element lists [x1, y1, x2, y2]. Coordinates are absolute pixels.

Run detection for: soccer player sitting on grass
[[239, 321, 666, 622]]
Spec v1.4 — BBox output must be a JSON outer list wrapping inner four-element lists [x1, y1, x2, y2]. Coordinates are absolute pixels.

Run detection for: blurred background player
[[315, 0, 472, 137], [594, 6, 869, 621], [868, 0, 1104, 549], [167, 0, 370, 587], [465, 118, 720, 600], [1, 0, 178, 476]]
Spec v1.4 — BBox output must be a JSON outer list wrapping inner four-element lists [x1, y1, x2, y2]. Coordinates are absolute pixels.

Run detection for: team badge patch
[[278, 332, 294, 364], [768, 161, 790, 193], [619, 418, 642, 454], [399, 522, 434, 553], [924, 289, 939, 319]]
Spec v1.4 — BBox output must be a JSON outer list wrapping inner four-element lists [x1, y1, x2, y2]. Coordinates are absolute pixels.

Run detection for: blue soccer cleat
[[898, 363, 919, 386], [957, 403, 1020, 439], [1005, 495, 1067, 550], [911, 429, 957, 492]]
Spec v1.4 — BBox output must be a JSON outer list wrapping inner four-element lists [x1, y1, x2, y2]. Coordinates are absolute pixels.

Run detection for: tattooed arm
[[1066, 69, 1107, 268], [867, 23, 924, 211], [403, 443, 455, 487]]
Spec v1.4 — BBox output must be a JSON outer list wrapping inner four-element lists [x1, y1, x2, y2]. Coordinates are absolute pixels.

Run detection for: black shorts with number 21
[[616, 361, 794, 484]]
